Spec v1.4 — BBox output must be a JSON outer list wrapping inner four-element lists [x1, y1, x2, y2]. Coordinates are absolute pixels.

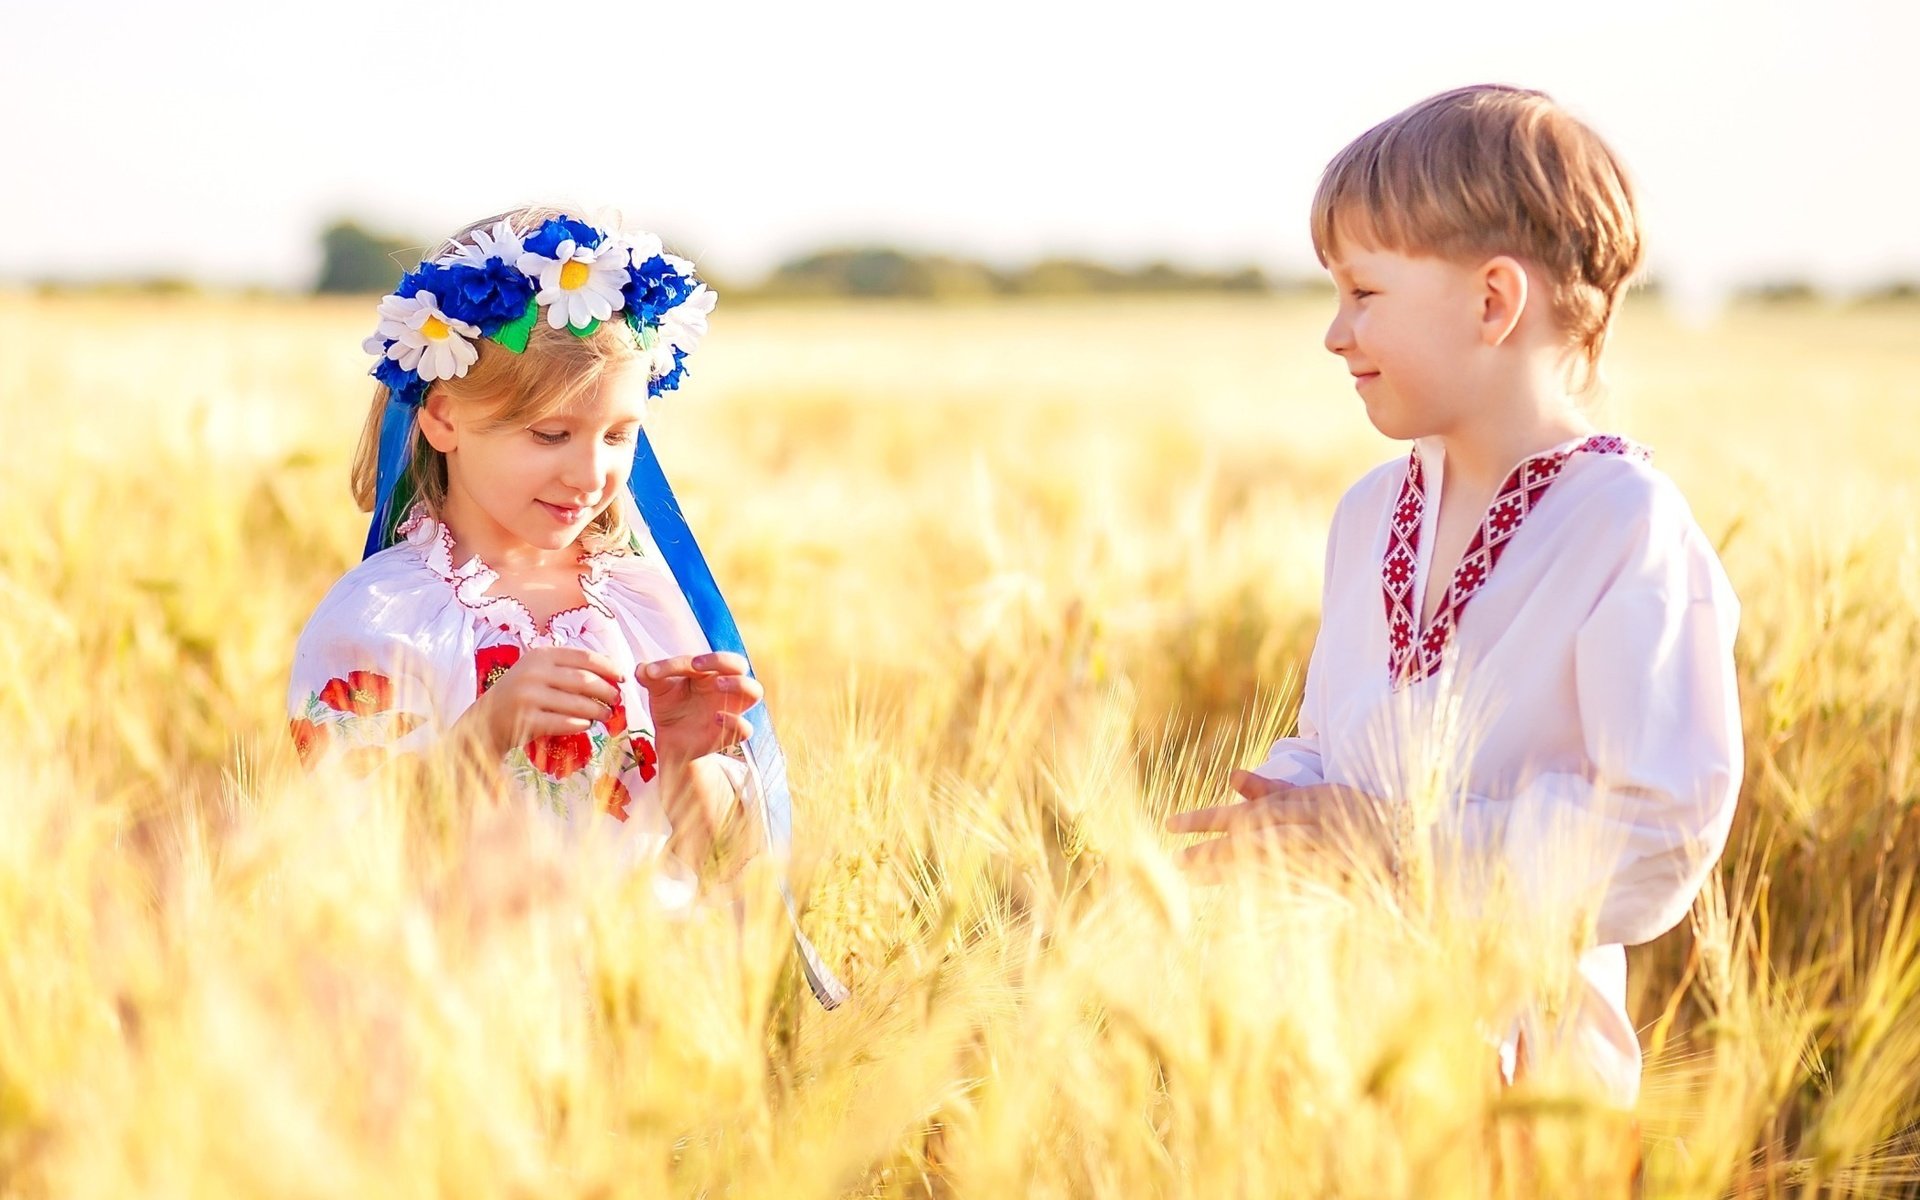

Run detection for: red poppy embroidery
[[289, 717, 331, 766], [475, 643, 628, 781], [604, 777, 634, 822], [631, 730, 659, 783], [1382, 435, 1651, 688], [526, 732, 593, 779], [475, 644, 522, 697], [318, 670, 397, 716]]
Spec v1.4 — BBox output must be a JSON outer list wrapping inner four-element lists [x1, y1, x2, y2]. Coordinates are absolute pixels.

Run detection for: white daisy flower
[[445, 219, 526, 270], [659, 283, 717, 355], [618, 231, 665, 268], [643, 332, 681, 381], [518, 238, 630, 331], [374, 291, 481, 382]]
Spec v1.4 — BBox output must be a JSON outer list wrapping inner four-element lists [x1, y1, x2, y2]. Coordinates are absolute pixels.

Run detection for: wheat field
[[1, 289, 1917, 1198]]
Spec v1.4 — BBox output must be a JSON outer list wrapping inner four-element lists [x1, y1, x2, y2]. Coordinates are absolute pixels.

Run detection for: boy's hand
[[639, 652, 762, 766], [458, 646, 624, 759], [1165, 771, 1391, 879]]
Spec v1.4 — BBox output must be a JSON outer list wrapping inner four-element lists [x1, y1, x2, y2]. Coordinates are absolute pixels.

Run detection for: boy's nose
[[1323, 313, 1351, 356]]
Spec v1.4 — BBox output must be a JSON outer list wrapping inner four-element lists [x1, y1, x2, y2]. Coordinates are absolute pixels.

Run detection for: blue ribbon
[[362, 391, 418, 560], [362, 403, 847, 1008], [625, 431, 849, 1009]]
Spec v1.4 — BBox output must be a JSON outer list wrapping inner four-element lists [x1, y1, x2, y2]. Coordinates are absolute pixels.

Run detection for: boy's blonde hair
[[349, 204, 648, 550], [1310, 85, 1644, 380]]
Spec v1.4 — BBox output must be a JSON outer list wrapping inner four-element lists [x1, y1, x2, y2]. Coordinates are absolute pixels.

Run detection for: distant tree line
[[305, 222, 1920, 304], [19, 219, 1920, 306], [311, 221, 1310, 299], [754, 246, 1298, 298], [314, 220, 426, 294]]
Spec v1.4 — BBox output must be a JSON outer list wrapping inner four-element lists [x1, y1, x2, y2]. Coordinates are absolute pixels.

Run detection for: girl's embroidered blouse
[[288, 510, 728, 876], [1255, 436, 1742, 1106]]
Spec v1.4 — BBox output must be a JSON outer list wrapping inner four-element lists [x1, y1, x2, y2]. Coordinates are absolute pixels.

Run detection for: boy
[[1168, 85, 1742, 1107]]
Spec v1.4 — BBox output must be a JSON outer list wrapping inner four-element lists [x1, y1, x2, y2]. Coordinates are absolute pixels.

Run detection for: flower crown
[[361, 214, 716, 406]]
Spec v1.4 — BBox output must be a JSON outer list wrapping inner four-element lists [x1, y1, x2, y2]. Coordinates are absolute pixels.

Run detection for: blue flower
[[371, 354, 429, 405], [523, 216, 605, 258], [623, 255, 698, 326], [403, 262, 457, 306], [415, 259, 535, 336], [649, 347, 691, 397]]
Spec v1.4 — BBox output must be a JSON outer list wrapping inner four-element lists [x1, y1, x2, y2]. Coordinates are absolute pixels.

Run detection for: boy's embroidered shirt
[[1256, 435, 1742, 1107], [1384, 435, 1654, 687], [288, 510, 712, 862]]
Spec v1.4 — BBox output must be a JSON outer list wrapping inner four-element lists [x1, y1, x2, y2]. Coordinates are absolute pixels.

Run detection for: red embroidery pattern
[[291, 670, 424, 769], [1382, 435, 1650, 688], [632, 731, 659, 783], [289, 717, 330, 766], [472, 644, 655, 793], [527, 732, 595, 779], [319, 670, 396, 716], [605, 778, 634, 821], [474, 645, 521, 699]]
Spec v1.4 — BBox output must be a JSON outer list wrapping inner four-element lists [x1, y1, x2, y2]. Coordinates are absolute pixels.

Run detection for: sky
[[5, 0, 1917, 310]]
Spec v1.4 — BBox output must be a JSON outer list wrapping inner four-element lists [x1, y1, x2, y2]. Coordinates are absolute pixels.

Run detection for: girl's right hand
[[457, 647, 625, 760]]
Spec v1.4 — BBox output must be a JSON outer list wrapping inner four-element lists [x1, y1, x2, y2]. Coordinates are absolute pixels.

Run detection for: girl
[[289, 206, 844, 1005], [1166, 86, 1742, 1107]]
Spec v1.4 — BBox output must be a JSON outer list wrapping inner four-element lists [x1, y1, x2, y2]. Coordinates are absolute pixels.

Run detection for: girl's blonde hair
[[1310, 85, 1644, 386], [349, 204, 649, 550]]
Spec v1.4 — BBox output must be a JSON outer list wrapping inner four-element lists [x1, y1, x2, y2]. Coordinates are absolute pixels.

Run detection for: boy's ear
[[1478, 256, 1530, 348], [416, 390, 458, 453]]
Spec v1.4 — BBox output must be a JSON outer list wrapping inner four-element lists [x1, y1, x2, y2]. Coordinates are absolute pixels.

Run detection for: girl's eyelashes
[[1349, 288, 1375, 300], [528, 427, 640, 446]]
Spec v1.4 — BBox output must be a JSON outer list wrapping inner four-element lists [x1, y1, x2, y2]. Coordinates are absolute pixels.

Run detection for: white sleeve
[[286, 587, 446, 772], [651, 751, 757, 916], [1443, 517, 1742, 948], [1253, 671, 1327, 785]]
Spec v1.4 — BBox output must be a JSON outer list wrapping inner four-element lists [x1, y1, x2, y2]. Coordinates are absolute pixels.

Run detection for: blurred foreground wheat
[[1, 291, 1917, 1197]]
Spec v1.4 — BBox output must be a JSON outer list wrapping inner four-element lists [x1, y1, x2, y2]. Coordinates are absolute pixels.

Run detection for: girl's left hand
[[639, 651, 763, 765], [1165, 771, 1391, 879]]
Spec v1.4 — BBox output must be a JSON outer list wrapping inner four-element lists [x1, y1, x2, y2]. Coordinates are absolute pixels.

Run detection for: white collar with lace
[[396, 509, 626, 643]]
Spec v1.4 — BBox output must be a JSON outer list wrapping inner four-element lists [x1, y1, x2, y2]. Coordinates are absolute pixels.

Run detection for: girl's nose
[[560, 442, 611, 493]]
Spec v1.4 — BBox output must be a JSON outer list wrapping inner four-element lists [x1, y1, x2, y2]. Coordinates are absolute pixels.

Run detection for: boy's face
[[1322, 242, 1488, 441]]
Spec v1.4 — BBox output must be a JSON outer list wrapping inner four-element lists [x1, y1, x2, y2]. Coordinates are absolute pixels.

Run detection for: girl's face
[[421, 368, 649, 556]]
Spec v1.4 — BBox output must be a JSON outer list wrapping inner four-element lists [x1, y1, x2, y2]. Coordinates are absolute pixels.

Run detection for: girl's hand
[[639, 652, 763, 766], [640, 652, 764, 874], [1165, 771, 1391, 880], [456, 646, 624, 760]]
